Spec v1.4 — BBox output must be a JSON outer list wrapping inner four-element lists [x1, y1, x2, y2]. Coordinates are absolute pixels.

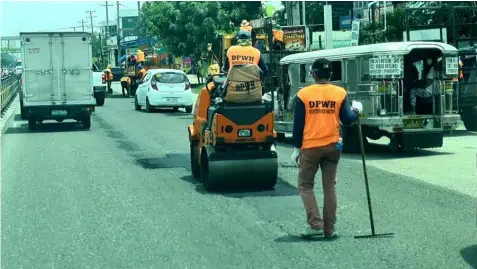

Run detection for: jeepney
[[275, 41, 461, 153]]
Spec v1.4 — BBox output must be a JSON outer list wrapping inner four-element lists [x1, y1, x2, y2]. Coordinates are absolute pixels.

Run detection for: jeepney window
[[346, 59, 358, 91], [300, 64, 306, 82], [360, 57, 371, 81], [330, 61, 342, 81]]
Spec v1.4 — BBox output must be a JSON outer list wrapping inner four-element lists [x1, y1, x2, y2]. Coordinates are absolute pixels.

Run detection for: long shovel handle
[[357, 117, 376, 235]]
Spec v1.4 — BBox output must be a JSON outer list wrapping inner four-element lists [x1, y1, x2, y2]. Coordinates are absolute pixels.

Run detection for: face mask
[[427, 59, 433, 65]]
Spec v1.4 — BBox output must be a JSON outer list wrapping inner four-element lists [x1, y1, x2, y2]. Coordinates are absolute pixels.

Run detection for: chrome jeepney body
[[275, 42, 461, 152]]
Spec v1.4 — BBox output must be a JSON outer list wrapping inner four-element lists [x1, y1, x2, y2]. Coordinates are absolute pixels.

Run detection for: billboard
[[339, 16, 352, 29], [122, 16, 138, 29], [282, 26, 306, 51]]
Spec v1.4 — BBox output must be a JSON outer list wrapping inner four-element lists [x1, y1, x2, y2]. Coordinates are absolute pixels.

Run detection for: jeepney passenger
[[409, 59, 439, 113]]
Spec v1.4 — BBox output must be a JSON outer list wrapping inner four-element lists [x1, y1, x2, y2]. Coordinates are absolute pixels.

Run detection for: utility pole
[[85, 10, 96, 37], [117, 1, 121, 66], [78, 19, 86, 31], [137, 1, 141, 17], [101, 2, 114, 65]]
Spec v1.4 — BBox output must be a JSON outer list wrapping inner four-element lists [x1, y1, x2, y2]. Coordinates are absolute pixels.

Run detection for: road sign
[[121, 16, 138, 29]]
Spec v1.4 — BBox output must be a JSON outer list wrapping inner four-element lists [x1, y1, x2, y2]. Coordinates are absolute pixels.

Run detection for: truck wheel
[[20, 99, 27, 120], [134, 96, 141, 111], [185, 106, 193, 114], [146, 98, 153, 113], [462, 106, 477, 131], [96, 96, 105, 106], [28, 116, 37, 131], [82, 115, 91, 130]]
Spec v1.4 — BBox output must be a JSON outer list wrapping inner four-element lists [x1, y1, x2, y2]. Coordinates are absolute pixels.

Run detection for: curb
[[1, 94, 19, 135]]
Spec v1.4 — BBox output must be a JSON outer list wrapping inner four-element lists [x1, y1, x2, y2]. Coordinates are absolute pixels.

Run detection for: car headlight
[[238, 129, 251, 137]]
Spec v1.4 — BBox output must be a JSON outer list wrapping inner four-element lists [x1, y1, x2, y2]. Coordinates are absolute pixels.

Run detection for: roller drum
[[201, 145, 278, 190]]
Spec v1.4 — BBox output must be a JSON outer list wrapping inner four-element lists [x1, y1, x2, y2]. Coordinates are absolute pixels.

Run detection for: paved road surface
[[2, 83, 477, 269]]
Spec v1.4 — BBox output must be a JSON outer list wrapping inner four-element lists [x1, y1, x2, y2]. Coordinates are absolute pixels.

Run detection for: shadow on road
[[180, 175, 299, 198], [274, 234, 339, 243], [461, 245, 477, 269], [444, 130, 477, 137], [276, 137, 454, 160], [342, 143, 455, 161], [4, 116, 87, 134], [107, 94, 132, 99], [135, 153, 189, 169]]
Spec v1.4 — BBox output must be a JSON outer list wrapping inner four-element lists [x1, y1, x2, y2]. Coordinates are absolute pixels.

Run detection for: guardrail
[[1, 75, 20, 115]]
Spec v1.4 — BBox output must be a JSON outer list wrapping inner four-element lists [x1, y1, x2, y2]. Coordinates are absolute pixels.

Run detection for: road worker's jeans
[[298, 143, 340, 235]]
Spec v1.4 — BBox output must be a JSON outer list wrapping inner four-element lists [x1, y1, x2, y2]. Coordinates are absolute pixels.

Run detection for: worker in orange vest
[[240, 20, 252, 32], [104, 64, 114, 94]]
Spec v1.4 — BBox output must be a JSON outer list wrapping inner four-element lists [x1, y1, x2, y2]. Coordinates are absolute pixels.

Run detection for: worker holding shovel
[[291, 58, 362, 239]]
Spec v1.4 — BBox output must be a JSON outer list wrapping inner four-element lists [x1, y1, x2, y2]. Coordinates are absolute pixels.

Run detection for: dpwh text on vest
[[308, 100, 337, 114]]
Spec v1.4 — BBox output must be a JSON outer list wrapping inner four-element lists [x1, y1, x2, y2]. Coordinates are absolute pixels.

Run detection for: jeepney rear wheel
[[342, 125, 367, 154], [462, 106, 477, 131]]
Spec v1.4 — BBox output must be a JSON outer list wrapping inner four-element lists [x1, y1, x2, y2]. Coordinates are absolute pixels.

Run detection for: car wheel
[[172, 107, 179, 112], [146, 98, 153, 113], [185, 106, 193, 114], [134, 96, 141, 111]]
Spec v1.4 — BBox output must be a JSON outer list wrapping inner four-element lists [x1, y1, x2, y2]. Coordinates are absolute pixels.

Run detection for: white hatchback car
[[134, 69, 193, 113]]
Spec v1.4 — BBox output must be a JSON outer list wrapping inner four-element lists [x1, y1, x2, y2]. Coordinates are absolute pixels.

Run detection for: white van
[[20, 32, 96, 130]]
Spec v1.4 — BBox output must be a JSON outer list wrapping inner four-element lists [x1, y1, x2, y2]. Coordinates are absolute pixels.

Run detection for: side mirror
[[137, 80, 143, 84]]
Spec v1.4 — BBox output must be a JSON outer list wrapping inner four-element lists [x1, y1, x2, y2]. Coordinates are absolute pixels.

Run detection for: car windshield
[[153, 72, 186, 83]]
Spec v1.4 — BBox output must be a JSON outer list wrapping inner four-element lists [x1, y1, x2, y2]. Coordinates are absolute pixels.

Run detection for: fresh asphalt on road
[[2, 83, 477, 269]]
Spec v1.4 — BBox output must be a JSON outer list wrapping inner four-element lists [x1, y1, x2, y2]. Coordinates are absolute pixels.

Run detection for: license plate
[[403, 119, 424, 128], [51, 109, 67, 116], [166, 98, 178, 103]]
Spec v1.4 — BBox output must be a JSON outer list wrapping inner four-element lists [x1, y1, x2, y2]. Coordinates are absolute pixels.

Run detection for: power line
[[78, 19, 86, 31], [85, 10, 97, 37]]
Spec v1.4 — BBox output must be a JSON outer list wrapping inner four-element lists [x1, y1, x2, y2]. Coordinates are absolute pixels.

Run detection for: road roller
[[188, 74, 278, 191]]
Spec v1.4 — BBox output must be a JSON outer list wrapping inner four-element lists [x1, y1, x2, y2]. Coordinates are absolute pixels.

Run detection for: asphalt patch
[[136, 153, 188, 169], [116, 140, 141, 152], [105, 130, 125, 139], [461, 245, 477, 268]]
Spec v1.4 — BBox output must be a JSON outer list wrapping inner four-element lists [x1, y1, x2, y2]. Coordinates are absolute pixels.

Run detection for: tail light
[[151, 80, 159, 90], [185, 81, 191, 91], [101, 73, 106, 84]]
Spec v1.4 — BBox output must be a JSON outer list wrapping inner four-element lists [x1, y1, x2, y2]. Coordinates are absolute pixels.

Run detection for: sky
[[0, 0, 283, 37]]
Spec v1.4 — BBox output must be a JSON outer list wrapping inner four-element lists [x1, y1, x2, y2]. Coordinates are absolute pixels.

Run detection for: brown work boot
[[299, 227, 324, 238], [324, 231, 338, 240]]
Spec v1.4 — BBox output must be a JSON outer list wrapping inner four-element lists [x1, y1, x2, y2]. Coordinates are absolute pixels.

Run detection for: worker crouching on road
[[291, 58, 363, 239], [120, 76, 131, 97]]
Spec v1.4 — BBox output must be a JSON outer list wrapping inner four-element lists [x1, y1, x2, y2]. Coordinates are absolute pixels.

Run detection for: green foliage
[[137, 1, 265, 57], [1, 53, 16, 68], [359, 8, 406, 45]]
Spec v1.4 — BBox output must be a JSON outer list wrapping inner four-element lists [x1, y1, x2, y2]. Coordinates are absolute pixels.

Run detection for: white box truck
[[20, 32, 96, 130]]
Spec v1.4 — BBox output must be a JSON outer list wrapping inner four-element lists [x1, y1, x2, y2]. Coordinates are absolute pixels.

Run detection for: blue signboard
[[339, 16, 352, 29]]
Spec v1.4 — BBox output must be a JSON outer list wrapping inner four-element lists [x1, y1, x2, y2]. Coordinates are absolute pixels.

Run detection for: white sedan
[[134, 69, 194, 113]]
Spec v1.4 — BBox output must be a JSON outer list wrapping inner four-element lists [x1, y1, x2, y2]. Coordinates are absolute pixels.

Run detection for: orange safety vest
[[297, 84, 347, 149], [272, 29, 284, 42], [226, 45, 261, 69], [120, 76, 131, 84], [139, 68, 146, 79], [240, 25, 252, 32], [105, 69, 113, 80], [137, 51, 145, 62]]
